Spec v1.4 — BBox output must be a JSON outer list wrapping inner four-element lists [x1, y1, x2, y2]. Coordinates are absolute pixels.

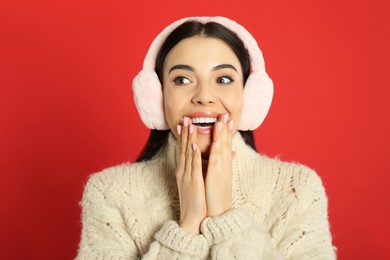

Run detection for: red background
[[1, 0, 389, 259]]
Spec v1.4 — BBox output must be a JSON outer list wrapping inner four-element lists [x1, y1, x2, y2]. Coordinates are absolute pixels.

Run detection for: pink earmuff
[[132, 16, 273, 130]]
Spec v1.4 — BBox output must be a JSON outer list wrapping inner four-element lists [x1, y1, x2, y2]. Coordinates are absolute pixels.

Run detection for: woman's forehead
[[163, 36, 241, 71]]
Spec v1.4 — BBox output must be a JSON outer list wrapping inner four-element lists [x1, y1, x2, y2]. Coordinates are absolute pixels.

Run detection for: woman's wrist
[[179, 219, 201, 235]]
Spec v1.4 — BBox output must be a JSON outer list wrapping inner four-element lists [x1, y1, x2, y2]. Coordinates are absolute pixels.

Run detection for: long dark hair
[[136, 20, 257, 162]]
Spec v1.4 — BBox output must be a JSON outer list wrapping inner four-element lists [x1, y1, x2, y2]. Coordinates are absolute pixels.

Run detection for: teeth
[[192, 117, 217, 124]]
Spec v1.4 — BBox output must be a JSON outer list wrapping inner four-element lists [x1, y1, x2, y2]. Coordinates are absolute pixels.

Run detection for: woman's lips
[[195, 124, 214, 134], [188, 111, 220, 118], [187, 112, 221, 135]]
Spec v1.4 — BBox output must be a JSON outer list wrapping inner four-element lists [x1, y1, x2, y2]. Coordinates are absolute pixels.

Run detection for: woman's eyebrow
[[212, 64, 237, 72], [168, 64, 194, 74]]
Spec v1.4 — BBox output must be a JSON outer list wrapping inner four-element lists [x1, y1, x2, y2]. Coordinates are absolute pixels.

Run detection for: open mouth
[[191, 117, 217, 128]]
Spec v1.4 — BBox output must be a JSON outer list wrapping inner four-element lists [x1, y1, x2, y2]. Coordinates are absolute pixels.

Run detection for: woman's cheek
[[223, 90, 243, 112], [164, 93, 186, 132]]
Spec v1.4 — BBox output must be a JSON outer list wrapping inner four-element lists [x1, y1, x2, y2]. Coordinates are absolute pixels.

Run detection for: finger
[[176, 124, 184, 178], [224, 120, 233, 150], [176, 124, 182, 136], [191, 142, 203, 180], [184, 120, 195, 180], [177, 117, 190, 177], [207, 138, 220, 170], [179, 117, 191, 155], [228, 119, 234, 138], [209, 114, 226, 165], [212, 113, 225, 143], [188, 123, 199, 174], [219, 114, 232, 152], [213, 121, 223, 143]]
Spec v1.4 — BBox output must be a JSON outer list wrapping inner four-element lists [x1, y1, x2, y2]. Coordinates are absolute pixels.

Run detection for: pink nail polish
[[229, 120, 234, 130], [223, 114, 229, 123], [177, 125, 182, 135], [189, 124, 194, 134], [184, 117, 189, 127], [217, 122, 222, 131], [192, 143, 197, 151]]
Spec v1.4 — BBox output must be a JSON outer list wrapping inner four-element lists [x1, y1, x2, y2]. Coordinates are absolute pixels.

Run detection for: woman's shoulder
[[258, 154, 317, 175], [234, 135, 323, 187], [85, 160, 151, 186], [82, 157, 175, 203], [239, 153, 328, 223], [242, 152, 326, 197]]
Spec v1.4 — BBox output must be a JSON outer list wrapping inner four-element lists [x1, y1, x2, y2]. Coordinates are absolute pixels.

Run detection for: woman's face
[[162, 36, 244, 154]]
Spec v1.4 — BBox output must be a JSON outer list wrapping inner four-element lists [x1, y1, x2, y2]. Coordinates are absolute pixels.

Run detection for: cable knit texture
[[76, 133, 336, 259]]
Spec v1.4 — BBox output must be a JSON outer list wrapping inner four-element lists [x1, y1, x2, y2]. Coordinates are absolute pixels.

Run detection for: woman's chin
[[200, 147, 211, 159], [171, 128, 212, 156], [197, 139, 212, 158]]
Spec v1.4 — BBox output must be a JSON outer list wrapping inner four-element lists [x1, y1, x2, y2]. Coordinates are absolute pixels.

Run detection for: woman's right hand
[[176, 117, 206, 235]]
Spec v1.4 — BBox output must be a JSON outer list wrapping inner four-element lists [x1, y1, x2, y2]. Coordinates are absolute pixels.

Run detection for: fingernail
[[214, 140, 220, 149], [229, 120, 234, 130], [223, 114, 229, 123], [217, 121, 222, 131], [189, 124, 194, 134], [177, 125, 182, 135], [192, 143, 197, 151], [184, 117, 189, 127]]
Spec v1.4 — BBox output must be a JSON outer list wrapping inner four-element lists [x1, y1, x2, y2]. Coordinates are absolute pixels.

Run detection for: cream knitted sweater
[[76, 133, 336, 259]]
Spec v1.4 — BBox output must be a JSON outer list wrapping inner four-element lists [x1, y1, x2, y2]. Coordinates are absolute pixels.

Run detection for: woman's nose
[[191, 84, 216, 105]]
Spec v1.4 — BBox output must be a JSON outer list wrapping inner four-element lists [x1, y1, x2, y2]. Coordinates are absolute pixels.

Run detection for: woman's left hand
[[204, 114, 234, 217]]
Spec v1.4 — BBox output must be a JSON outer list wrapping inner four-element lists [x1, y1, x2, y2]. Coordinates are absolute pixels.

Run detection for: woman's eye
[[173, 76, 191, 85], [217, 76, 234, 84]]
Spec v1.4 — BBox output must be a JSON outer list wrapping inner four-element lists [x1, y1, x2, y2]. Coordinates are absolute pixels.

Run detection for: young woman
[[76, 16, 336, 259]]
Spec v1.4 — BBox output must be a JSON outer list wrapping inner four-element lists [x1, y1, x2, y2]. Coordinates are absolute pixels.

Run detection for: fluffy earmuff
[[132, 16, 273, 130]]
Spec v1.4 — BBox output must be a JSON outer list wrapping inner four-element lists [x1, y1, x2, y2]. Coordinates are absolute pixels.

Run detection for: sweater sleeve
[[275, 169, 336, 259], [201, 208, 283, 259], [200, 169, 336, 260], [76, 173, 210, 260]]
